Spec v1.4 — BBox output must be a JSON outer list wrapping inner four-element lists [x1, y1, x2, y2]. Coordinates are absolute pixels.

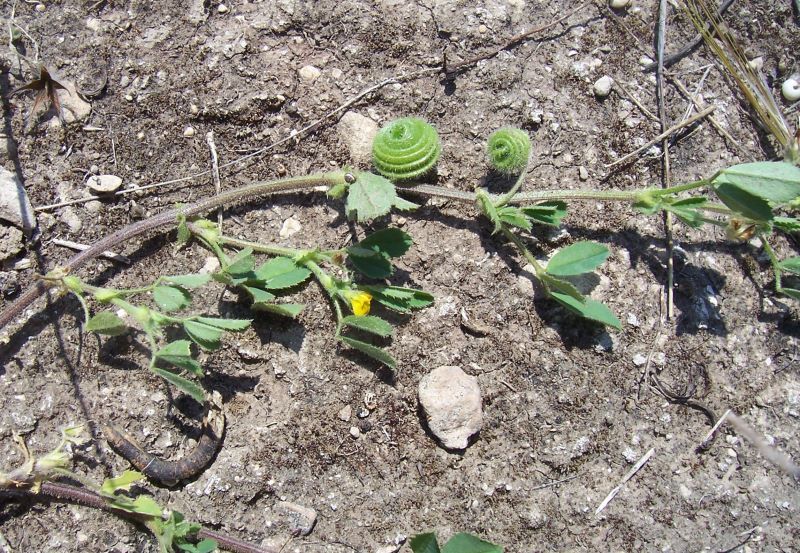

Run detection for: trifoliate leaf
[[183, 320, 223, 350], [546, 241, 610, 276], [361, 284, 434, 313], [522, 201, 568, 226], [351, 228, 413, 258], [151, 366, 205, 403], [225, 248, 255, 276], [712, 162, 800, 205], [153, 285, 191, 312], [155, 340, 203, 376], [346, 172, 398, 222], [341, 315, 393, 337], [441, 533, 503, 553], [338, 336, 396, 368], [85, 311, 128, 336], [498, 206, 532, 231], [255, 257, 311, 289], [713, 182, 774, 222], [251, 302, 305, 318], [348, 251, 393, 279], [550, 292, 621, 329], [162, 274, 212, 289], [778, 257, 800, 275], [194, 316, 251, 331], [410, 533, 441, 553]]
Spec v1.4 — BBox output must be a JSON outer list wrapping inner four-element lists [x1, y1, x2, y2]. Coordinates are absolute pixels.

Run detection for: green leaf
[[153, 285, 191, 312], [550, 291, 622, 329], [243, 285, 276, 303], [183, 320, 223, 350], [361, 285, 434, 313], [346, 172, 398, 222], [351, 228, 413, 258], [341, 315, 393, 337], [442, 533, 503, 553], [194, 316, 251, 331], [546, 241, 610, 276], [129, 496, 164, 517], [476, 190, 502, 234], [392, 195, 419, 212], [410, 533, 441, 553], [338, 336, 396, 368], [713, 162, 800, 204], [255, 257, 311, 289], [498, 206, 532, 231], [85, 311, 128, 336], [176, 217, 191, 247], [779, 288, 800, 300], [155, 340, 203, 376], [671, 196, 709, 208], [348, 251, 393, 279], [778, 257, 800, 275], [251, 302, 305, 318], [667, 206, 705, 228], [162, 274, 212, 289], [539, 273, 584, 302], [521, 201, 567, 226], [774, 216, 800, 233], [100, 470, 144, 497], [713, 182, 774, 222], [151, 366, 205, 403], [189, 539, 219, 553], [226, 248, 255, 276]]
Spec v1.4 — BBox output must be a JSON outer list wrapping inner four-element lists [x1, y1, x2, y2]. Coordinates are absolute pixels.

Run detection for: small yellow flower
[[347, 290, 372, 316]]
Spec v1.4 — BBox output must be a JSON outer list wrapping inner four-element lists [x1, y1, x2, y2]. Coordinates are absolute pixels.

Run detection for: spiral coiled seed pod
[[372, 117, 441, 181], [487, 128, 531, 174]]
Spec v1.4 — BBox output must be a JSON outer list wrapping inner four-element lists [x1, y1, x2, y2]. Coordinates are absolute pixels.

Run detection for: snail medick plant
[[371, 117, 441, 181]]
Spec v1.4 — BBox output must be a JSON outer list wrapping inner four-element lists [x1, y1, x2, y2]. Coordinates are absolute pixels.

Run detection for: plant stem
[[759, 233, 783, 291], [499, 227, 546, 277], [0, 172, 348, 331], [494, 170, 529, 208], [211, 233, 306, 259], [0, 482, 276, 553], [305, 260, 344, 329]]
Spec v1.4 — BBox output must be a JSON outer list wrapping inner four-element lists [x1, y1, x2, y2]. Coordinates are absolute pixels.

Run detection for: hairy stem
[[759, 234, 783, 291], [0, 172, 347, 330], [0, 482, 276, 553]]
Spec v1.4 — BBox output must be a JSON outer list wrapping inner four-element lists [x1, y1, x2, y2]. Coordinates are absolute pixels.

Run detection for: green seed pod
[[487, 128, 531, 174], [372, 117, 441, 181]]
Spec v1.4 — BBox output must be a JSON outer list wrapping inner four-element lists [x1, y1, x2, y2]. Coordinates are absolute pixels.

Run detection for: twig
[[51, 238, 131, 264], [641, 0, 736, 72], [595, 448, 655, 516], [667, 73, 750, 159], [529, 474, 578, 491], [444, 1, 595, 74], [604, 106, 715, 169], [726, 412, 800, 479], [614, 81, 660, 122], [656, 0, 675, 320], [206, 131, 223, 232], [698, 408, 730, 451]]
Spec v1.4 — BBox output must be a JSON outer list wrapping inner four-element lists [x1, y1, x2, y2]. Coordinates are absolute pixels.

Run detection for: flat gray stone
[[418, 365, 483, 450], [275, 501, 317, 536], [0, 224, 24, 261], [86, 174, 123, 194], [0, 167, 35, 235]]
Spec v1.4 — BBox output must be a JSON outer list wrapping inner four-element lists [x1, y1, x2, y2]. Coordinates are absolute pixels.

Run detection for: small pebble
[[298, 65, 322, 83], [279, 217, 301, 238], [578, 166, 589, 181], [781, 75, 800, 102], [337, 405, 352, 422], [593, 75, 614, 98], [349, 426, 361, 439], [478, 24, 488, 34], [609, 0, 631, 7], [632, 353, 647, 366], [86, 174, 123, 194], [217, 3, 229, 13], [183, 126, 196, 138], [35, 3, 45, 12]]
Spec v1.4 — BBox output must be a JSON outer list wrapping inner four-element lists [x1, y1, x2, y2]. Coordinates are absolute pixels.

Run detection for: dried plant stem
[[0, 482, 276, 553]]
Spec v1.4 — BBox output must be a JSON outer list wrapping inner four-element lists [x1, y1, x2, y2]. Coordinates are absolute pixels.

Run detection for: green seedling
[[410, 531, 503, 553]]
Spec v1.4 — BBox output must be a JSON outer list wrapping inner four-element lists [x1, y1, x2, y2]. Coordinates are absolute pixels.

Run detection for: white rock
[[275, 501, 317, 536], [336, 111, 379, 165], [632, 353, 647, 366], [337, 405, 352, 421], [0, 167, 35, 235], [183, 126, 196, 138], [52, 80, 91, 124], [594, 75, 614, 98], [782, 75, 800, 102], [349, 426, 361, 439], [298, 65, 321, 82], [279, 217, 301, 238], [59, 207, 82, 233], [86, 174, 123, 194], [418, 365, 483, 450], [609, 0, 631, 8], [217, 3, 229, 13]]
